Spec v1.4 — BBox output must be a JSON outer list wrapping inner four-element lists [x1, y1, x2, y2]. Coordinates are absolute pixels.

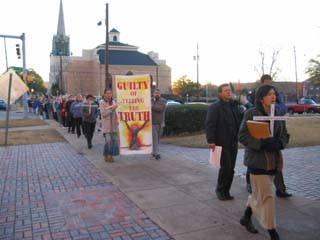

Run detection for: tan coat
[[99, 99, 118, 133]]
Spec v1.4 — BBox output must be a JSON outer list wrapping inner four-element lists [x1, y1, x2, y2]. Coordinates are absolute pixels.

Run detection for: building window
[[126, 71, 133, 76], [113, 36, 117, 42]]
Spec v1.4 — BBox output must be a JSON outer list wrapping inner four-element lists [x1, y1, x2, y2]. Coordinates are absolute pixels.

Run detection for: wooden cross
[[253, 104, 288, 137]]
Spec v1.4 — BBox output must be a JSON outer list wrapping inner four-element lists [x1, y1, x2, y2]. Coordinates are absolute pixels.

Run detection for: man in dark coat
[[206, 83, 241, 200]]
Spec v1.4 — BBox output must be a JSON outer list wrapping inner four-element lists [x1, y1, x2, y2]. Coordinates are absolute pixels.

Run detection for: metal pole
[[21, 33, 28, 118], [294, 46, 299, 104], [59, 54, 63, 93], [4, 73, 13, 146], [4, 38, 8, 69], [196, 43, 199, 100], [105, 3, 109, 89]]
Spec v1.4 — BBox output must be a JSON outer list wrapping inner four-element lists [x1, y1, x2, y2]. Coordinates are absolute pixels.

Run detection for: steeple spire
[[51, 0, 70, 56], [57, 0, 65, 36]]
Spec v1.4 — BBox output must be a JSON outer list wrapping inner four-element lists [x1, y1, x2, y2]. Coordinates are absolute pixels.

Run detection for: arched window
[[113, 36, 117, 42], [126, 71, 133, 76]]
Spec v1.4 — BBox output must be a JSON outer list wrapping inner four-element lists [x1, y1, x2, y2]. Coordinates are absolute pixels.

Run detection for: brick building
[[49, 0, 171, 96]]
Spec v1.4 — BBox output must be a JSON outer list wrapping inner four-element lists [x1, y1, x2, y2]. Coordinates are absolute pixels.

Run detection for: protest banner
[[115, 74, 152, 155]]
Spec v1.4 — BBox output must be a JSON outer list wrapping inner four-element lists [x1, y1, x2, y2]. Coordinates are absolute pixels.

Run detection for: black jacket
[[206, 98, 241, 148]]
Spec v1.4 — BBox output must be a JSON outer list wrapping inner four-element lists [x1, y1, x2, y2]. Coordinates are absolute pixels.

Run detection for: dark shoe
[[240, 216, 258, 234], [88, 144, 92, 149], [225, 192, 234, 200], [155, 154, 161, 160], [247, 183, 252, 193], [216, 191, 227, 201], [268, 229, 280, 240], [276, 190, 292, 198]]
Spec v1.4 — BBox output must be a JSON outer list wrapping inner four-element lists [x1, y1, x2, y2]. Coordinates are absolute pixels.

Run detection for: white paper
[[209, 146, 222, 167]]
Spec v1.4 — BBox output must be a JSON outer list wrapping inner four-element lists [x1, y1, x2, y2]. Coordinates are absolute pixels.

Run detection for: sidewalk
[[1, 119, 319, 240], [50, 120, 320, 240]]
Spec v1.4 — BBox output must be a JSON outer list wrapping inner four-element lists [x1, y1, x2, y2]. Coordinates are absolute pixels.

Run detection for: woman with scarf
[[99, 89, 118, 162], [239, 84, 289, 240]]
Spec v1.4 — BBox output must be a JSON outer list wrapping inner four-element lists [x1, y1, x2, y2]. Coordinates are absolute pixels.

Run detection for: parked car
[[166, 100, 182, 106], [286, 99, 320, 114], [0, 100, 6, 110]]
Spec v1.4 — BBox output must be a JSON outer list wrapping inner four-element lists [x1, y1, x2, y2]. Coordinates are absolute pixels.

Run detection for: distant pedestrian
[[65, 94, 75, 133], [82, 94, 98, 149], [59, 97, 66, 127], [151, 88, 166, 160], [205, 83, 241, 201], [100, 89, 118, 162], [71, 94, 84, 138], [239, 84, 289, 240]]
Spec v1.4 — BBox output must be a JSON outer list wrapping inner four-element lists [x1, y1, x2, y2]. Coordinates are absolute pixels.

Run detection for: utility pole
[[294, 46, 299, 103], [4, 38, 8, 69], [0, 33, 28, 118], [194, 43, 200, 100], [105, 3, 109, 89]]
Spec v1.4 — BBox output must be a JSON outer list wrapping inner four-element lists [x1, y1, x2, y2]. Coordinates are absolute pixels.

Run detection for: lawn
[[0, 118, 47, 128], [0, 118, 64, 146], [161, 117, 320, 148], [0, 129, 65, 146]]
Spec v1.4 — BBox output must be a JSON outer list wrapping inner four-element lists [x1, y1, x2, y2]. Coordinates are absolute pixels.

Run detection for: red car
[[286, 99, 320, 114]]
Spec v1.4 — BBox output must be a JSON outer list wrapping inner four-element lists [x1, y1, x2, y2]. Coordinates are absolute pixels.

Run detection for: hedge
[[163, 104, 209, 136]]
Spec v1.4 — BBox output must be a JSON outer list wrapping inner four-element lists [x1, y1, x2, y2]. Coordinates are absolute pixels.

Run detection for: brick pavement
[[0, 143, 172, 240]]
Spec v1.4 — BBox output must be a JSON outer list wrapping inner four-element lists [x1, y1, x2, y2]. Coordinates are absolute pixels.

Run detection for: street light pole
[[105, 3, 109, 89], [21, 33, 28, 117], [0, 33, 28, 118], [193, 43, 200, 101], [294, 46, 299, 103]]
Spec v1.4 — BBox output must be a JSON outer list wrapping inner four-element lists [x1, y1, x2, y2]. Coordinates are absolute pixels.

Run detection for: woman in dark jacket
[[238, 84, 289, 240]]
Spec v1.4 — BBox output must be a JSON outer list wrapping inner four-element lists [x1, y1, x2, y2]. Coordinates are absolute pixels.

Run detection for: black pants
[[83, 121, 96, 145], [74, 117, 84, 137], [216, 147, 238, 194], [67, 115, 75, 133], [246, 169, 286, 192]]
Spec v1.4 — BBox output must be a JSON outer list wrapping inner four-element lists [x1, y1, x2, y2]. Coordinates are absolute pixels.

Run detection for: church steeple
[[51, 0, 70, 56], [57, 0, 65, 36]]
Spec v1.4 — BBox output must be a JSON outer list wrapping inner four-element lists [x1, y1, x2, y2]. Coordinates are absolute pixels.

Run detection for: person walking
[[71, 94, 83, 138], [239, 84, 289, 240], [59, 97, 66, 127], [82, 94, 98, 149], [151, 88, 167, 160], [206, 83, 241, 201], [65, 94, 75, 133], [100, 89, 118, 162], [246, 74, 292, 198]]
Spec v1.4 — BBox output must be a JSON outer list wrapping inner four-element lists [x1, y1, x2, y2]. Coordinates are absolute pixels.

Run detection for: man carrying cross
[[245, 74, 292, 198], [238, 84, 290, 240]]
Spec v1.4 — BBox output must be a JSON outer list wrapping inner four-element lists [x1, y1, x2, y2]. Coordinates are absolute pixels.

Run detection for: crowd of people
[[27, 88, 167, 163], [27, 76, 291, 240], [206, 74, 291, 240]]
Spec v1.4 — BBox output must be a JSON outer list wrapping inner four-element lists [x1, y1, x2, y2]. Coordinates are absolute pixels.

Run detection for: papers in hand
[[246, 120, 270, 139], [209, 146, 222, 167]]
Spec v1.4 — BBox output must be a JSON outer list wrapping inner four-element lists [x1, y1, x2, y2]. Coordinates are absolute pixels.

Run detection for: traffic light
[[16, 44, 21, 59]]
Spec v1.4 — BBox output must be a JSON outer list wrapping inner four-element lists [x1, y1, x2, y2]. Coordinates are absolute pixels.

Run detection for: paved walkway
[[0, 117, 320, 240], [0, 143, 172, 240]]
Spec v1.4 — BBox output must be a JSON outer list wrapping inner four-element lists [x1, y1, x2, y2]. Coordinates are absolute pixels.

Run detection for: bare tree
[[254, 48, 281, 80]]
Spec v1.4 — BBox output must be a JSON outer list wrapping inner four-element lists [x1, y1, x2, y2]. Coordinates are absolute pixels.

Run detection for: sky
[[1, 0, 320, 86]]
